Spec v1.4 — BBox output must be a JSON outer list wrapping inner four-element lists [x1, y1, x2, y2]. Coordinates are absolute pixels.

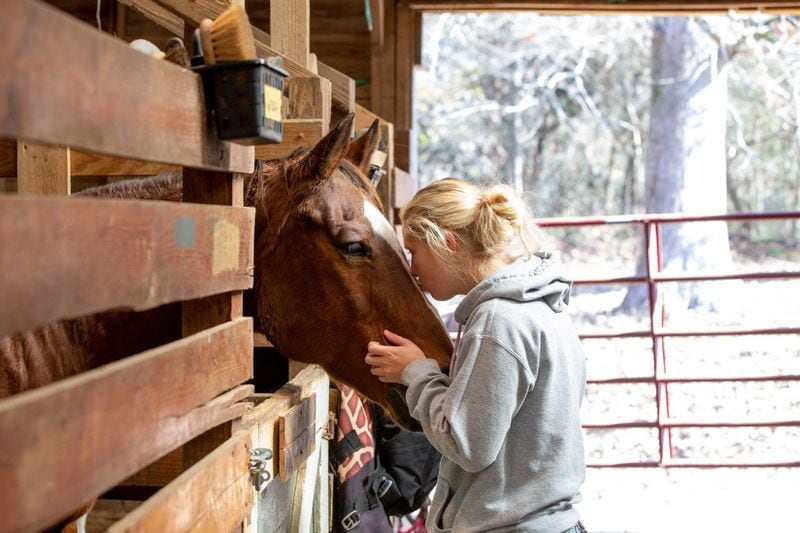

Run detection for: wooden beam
[[394, 2, 414, 132], [0, 143, 179, 178], [70, 150, 178, 177], [117, 0, 184, 36], [372, 0, 396, 120], [317, 61, 357, 117], [0, 0, 252, 173], [0, 195, 254, 337], [270, 0, 311, 67], [16, 142, 70, 195], [0, 318, 253, 533]]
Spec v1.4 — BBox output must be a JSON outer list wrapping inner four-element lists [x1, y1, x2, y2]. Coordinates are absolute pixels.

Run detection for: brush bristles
[[210, 5, 257, 62]]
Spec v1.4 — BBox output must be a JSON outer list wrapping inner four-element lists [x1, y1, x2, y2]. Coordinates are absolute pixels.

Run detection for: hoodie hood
[[454, 253, 572, 325]]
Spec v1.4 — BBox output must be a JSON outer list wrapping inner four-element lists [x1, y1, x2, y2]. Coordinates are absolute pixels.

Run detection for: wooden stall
[[0, 0, 381, 530]]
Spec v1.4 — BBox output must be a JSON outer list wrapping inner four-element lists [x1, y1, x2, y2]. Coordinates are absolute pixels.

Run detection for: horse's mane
[[77, 172, 183, 201]]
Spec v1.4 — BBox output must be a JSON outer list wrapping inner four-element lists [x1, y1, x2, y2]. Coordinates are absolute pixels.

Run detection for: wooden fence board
[[0, 143, 178, 178], [0, 195, 254, 337], [108, 431, 253, 532], [0, 0, 253, 173], [278, 394, 317, 481], [0, 317, 254, 533]]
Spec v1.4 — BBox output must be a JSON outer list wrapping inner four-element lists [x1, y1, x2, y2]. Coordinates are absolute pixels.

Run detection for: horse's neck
[[1, 176, 185, 399], [0, 305, 179, 398]]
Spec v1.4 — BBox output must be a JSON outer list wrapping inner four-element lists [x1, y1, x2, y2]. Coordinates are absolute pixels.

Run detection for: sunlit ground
[[578, 467, 799, 533]]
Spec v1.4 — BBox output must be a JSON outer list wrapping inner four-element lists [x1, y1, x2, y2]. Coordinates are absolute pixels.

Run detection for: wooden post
[[270, 0, 310, 68], [16, 142, 70, 195], [180, 167, 251, 522]]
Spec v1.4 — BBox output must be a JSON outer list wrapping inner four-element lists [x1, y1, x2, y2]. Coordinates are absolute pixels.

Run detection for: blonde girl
[[366, 178, 587, 533]]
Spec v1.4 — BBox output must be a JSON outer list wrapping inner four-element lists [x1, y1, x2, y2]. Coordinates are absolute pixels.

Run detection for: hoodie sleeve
[[401, 334, 534, 473]]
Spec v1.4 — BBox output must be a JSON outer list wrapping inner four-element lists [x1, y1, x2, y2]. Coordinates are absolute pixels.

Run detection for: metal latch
[[249, 448, 273, 491]]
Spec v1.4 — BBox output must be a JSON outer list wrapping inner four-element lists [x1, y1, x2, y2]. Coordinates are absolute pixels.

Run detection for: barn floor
[[578, 467, 798, 532]]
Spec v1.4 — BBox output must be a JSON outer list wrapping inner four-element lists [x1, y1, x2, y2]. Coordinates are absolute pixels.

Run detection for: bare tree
[[621, 17, 735, 312]]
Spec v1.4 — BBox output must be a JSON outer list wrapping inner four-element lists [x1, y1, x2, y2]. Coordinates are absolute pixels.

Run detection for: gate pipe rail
[[535, 210, 800, 468]]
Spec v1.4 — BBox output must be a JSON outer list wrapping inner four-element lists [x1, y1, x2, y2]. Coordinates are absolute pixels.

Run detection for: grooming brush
[[198, 5, 257, 65]]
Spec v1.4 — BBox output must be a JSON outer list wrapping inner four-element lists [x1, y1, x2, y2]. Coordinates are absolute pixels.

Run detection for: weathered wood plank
[[71, 151, 179, 177], [289, 378, 329, 533], [0, 0, 253, 173], [108, 431, 253, 532], [0, 195, 254, 337], [278, 394, 317, 481], [0, 142, 179, 178], [16, 142, 70, 194], [0, 318, 254, 533]]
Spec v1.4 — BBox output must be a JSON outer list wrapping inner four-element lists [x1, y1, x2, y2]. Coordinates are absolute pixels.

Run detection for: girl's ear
[[445, 231, 459, 253]]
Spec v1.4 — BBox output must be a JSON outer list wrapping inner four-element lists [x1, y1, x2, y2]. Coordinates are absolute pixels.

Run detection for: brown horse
[[1, 113, 452, 424], [1, 113, 452, 530]]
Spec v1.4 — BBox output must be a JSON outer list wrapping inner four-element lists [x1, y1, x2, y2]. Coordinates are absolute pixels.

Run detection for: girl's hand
[[365, 329, 426, 383]]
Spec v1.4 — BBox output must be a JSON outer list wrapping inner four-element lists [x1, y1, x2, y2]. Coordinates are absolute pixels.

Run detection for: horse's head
[[248, 113, 453, 429]]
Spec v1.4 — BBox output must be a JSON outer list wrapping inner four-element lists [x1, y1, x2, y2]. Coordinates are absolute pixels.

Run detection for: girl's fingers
[[367, 342, 392, 357], [383, 329, 410, 345]]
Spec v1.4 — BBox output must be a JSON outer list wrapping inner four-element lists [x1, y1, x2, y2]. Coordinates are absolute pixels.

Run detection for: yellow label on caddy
[[263, 85, 282, 122]]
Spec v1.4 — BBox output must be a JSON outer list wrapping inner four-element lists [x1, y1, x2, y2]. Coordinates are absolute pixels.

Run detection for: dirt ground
[[557, 231, 800, 533]]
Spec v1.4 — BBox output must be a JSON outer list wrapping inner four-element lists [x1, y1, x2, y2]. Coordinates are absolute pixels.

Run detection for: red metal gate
[[537, 211, 800, 468]]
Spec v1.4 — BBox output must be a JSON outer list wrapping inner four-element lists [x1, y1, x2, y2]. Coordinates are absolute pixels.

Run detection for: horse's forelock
[[339, 159, 383, 212]]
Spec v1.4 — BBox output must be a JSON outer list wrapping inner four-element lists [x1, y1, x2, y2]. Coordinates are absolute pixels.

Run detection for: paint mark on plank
[[213, 220, 240, 275], [175, 216, 196, 248]]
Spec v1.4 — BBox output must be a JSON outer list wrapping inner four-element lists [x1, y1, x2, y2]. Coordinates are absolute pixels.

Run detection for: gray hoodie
[[401, 255, 586, 533]]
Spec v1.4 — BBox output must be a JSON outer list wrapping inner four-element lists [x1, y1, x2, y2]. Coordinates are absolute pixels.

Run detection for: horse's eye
[[341, 242, 370, 257]]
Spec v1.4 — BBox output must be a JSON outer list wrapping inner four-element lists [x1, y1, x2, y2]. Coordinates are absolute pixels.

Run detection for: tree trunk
[[621, 17, 734, 313]]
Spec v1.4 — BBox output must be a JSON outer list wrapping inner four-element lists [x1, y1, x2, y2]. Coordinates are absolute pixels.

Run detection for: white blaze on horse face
[[363, 200, 408, 265]]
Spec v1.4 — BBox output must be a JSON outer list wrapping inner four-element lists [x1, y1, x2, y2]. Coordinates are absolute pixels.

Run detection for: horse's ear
[[346, 119, 381, 174], [302, 113, 354, 180]]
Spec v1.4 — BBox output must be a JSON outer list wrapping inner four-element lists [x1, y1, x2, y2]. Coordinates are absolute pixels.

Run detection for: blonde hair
[[401, 178, 546, 276]]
